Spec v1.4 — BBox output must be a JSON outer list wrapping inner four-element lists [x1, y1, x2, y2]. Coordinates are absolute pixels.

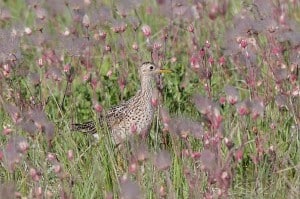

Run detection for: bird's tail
[[71, 121, 97, 134]]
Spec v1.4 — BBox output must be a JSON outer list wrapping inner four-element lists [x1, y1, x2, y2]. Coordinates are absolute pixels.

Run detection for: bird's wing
[[104, 102, 129, 126]]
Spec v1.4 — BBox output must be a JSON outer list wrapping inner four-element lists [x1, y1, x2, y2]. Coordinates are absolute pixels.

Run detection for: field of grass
[[0, 0, 299, 198]]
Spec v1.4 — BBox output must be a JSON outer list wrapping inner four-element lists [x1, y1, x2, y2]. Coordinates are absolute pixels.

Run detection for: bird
[[71, 62, 171, 145]]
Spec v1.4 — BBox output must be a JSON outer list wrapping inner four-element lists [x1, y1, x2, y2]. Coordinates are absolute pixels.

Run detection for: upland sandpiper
[[72, 62, 171, 145]]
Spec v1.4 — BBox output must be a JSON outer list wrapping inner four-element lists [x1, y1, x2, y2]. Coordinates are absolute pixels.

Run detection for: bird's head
[[139, 62, 171, 77]]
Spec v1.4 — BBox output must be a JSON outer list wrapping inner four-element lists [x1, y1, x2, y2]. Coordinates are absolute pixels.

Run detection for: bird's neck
[[140, 76, 154, 101]]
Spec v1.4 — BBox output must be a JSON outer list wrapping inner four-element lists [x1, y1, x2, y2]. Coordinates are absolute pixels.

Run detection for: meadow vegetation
[[0, 0, 299, 198]]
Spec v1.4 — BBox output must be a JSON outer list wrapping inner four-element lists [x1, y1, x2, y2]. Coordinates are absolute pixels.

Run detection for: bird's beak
[[158, 69, 172, 74]]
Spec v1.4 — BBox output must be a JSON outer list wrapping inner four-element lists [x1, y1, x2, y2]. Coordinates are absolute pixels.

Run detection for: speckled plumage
[[72, 62, 170, 145]]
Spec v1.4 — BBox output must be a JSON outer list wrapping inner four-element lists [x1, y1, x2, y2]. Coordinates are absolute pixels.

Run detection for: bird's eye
[[149, 66, 154, 70]]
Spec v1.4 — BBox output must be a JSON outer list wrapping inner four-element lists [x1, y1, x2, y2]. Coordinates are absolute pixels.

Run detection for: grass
[[0, 0, 299, 198]]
